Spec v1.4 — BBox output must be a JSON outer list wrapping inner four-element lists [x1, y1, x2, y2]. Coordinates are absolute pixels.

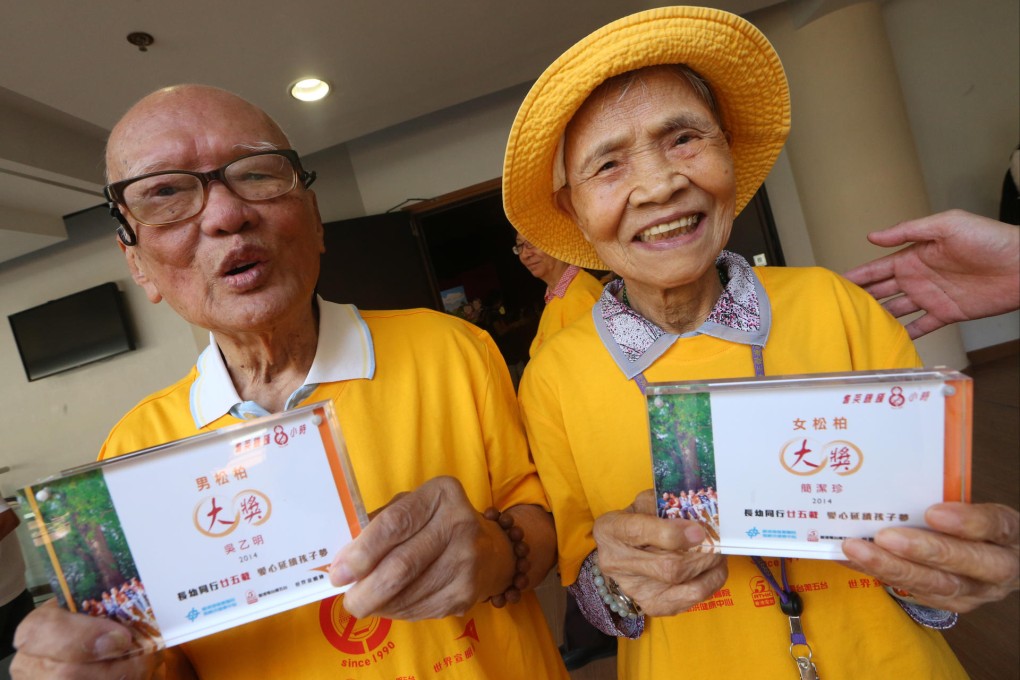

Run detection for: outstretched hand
[[843, 502, 1019, 613], [844, 210, 1020, 338], [593, 490, 727, 617]]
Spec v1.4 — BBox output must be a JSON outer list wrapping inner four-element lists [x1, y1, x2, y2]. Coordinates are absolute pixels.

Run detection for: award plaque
[[646, 368, 971, 559], [20, 401, 367, 647]]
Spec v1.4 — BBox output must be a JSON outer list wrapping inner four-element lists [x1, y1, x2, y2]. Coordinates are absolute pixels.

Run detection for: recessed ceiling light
[[289, 78, 331, 102]]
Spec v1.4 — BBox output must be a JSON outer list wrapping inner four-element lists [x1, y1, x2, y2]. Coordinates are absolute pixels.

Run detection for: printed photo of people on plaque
[[22, 468, 163, 643], [648, 391, 721, 550]]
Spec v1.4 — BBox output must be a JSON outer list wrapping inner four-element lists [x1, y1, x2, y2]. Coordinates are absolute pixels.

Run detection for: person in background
[[0, 500, 32, 660], [514, 235, 604, 358], [11, 84, 566, 680], [502, 6, 1018, 679], [845, 210, 1019, 338], [513, 234, 614, 667]]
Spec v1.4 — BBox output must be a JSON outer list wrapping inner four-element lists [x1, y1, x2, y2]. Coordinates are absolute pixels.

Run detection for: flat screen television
[[8, 282, 136, 381]]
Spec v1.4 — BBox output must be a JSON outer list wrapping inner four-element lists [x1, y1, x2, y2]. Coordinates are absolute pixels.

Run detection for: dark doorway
[[729, 186, 785, 267], [317, 179, 547, 376], [412, 185, 545, 373]]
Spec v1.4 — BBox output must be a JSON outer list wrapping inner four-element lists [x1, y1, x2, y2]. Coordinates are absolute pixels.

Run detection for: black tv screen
[[9, 282, 136, 381]]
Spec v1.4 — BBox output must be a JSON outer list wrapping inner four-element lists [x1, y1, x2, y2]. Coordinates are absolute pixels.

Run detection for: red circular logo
[[318, 595, 392, 654]]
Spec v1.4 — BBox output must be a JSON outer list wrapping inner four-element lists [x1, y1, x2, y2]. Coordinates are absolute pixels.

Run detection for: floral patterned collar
[[545, 265, 582, 303], [593, 251, 771, 379]]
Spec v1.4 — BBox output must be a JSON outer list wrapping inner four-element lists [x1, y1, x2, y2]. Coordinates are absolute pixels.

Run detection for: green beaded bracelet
[[591, 560, 643, 619]]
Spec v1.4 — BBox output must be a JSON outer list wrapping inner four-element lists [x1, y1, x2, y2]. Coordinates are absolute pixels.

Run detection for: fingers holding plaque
[[646, 368, 971, 559]]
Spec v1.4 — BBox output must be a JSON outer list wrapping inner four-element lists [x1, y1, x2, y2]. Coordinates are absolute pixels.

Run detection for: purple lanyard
[[751, 555, 820, 679]]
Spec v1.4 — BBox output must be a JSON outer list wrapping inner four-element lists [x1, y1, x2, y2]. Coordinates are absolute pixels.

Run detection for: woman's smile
[[635, 214, 702, 243]]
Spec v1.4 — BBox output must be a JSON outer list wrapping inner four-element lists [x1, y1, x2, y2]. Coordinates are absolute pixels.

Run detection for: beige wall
[[881, 0, 1020, 351], [1, 0, 1017, 496], [345, 84, 531, 216], [750, 0, 970, 368]]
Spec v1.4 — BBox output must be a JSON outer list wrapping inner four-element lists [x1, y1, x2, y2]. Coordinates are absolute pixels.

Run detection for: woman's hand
[[593, 490, 727, 617], [842, 501, 1019, 613]]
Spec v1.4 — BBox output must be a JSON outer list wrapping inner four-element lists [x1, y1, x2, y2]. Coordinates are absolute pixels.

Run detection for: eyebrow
[[659, 112, 715, 134], [121, 142, 281, 179], [122, 158, 179, 178]]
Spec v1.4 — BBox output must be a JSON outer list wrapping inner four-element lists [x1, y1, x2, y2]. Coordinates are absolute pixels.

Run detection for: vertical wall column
[[753, 0, 967, 367]]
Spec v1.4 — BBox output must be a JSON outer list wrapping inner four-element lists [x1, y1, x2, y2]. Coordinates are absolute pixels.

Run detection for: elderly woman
[[503, 7, 1018, 679]]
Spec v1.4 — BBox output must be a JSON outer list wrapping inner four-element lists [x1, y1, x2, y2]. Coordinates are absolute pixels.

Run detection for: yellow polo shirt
[[100, 301, 567, 679], [519, 266, 966, 680]]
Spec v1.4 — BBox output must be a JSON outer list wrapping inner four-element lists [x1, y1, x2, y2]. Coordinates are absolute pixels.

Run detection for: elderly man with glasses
[[11, 84, 566, 680], [513, 236, 605, 358]]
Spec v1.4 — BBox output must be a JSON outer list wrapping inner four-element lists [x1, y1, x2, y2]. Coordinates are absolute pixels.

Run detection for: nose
[[199, 180, 257, 235], [628, 151, 688, 207]]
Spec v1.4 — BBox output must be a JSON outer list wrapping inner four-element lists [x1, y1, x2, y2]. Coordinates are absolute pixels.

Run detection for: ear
[[554, 187, 579, 223], [554, 188, 592, 244], [122, 244, 163, 304]]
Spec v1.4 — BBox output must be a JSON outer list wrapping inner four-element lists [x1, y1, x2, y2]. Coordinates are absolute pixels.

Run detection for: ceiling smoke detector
[[127, 32, 155, 52]]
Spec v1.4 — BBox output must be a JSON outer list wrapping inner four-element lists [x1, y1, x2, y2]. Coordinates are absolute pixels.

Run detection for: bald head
[[106, 84, 292, 183]]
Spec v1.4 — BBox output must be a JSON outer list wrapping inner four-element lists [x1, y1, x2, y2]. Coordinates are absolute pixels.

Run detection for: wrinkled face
[[557, 66, 735, 292], [515, 235, 560, 282], [107, 87, 325, 334]]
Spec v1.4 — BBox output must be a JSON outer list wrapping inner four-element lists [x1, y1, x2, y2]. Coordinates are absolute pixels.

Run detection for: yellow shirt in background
[[529, 267, 604, 358]]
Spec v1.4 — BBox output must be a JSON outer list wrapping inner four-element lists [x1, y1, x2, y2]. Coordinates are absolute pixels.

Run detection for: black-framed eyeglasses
[[104, 150, 316, 246], [512, 240, 534, 255]]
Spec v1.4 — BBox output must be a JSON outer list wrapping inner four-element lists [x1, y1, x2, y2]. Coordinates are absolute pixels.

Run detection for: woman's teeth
[[637, 215, 699, 242]]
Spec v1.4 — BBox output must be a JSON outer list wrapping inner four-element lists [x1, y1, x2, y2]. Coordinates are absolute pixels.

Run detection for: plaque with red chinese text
[[646, 368, 971, 559], [19, 401, 367, 647]]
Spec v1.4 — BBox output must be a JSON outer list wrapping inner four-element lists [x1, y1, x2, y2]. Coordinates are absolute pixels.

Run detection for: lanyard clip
[[794, 655, 820, 680], [788, 616, 819, 679]]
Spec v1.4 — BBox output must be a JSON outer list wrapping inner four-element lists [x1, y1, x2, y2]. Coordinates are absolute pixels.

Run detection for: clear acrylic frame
[[19, 400, 367, 648], [645, 368, 971, 559]]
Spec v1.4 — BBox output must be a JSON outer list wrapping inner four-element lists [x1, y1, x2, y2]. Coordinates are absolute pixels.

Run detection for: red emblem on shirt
[[750, 575, 777, 608], [319, 595, 392, 655], [455, 619, 479, 642]]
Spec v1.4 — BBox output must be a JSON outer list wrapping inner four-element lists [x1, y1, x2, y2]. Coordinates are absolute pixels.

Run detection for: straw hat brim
[[502, 6, 790, 270]]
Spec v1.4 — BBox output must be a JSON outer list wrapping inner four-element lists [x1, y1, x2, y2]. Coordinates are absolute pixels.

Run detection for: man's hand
[[329, 476, 554, 621], [10, 601, 165, 679], [844, 210, 1020, 339], [842, 502, 1019, 613], [593, 490, 727, 617]]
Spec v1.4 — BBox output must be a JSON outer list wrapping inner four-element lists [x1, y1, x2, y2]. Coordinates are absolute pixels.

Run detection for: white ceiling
[[0, 0, 786, 265]]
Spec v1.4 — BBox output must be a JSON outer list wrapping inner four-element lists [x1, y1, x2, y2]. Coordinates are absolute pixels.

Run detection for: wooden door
[[317, 212, 440, 310]]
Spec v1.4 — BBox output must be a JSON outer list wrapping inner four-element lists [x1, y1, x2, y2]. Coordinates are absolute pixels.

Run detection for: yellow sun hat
[[502, 6, 790, 270]]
